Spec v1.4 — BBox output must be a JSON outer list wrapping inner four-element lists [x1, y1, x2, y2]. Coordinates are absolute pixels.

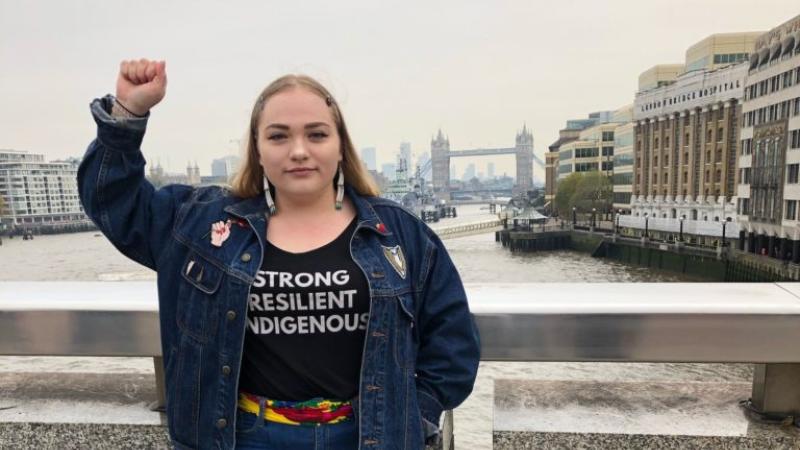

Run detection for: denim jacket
[[77, 96, 481, 450]]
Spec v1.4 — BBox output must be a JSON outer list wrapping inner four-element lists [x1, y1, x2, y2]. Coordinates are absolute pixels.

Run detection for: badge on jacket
[[382, 245, 406, 279], [210, 220, 231, 247]]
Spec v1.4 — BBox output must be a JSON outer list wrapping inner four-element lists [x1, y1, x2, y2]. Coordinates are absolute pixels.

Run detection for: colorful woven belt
[[238, 391, 353, 426]]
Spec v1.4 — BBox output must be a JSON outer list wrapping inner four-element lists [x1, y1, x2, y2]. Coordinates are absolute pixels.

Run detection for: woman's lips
[[286, 168, 316, 176]]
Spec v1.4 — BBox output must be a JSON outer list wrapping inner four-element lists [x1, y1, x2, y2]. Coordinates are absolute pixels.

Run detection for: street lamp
[[679, 214, 686, 242], [615, 212, 620, 234], [591, 208, 597, 229], [643, 212, 649, 238], [721, 216, 732, 249], [572, 206, 577, 226]]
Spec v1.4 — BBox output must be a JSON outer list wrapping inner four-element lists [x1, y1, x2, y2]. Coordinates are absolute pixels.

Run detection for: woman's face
[[256, 87, 341, 203]]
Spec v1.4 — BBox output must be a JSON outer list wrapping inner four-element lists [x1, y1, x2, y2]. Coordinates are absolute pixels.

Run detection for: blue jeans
[[234, 407, 359, 450]]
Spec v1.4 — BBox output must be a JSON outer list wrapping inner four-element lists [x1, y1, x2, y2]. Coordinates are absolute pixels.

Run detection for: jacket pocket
[[394, 293, 417, 369], [177, 251, 223, 342]]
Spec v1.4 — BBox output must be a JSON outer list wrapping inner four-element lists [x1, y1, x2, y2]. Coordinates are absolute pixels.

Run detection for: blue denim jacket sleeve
[[415, 227, 481, 435], [77, 95, 194, 271]]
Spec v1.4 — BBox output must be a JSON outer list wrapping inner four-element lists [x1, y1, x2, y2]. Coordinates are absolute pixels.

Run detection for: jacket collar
[[345, 184, 392, 237], [223, 195, 267, 222], [222, 184, 391, 237]]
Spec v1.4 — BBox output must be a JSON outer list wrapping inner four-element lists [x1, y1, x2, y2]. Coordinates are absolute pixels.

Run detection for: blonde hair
[[230, 75, 380, 199]]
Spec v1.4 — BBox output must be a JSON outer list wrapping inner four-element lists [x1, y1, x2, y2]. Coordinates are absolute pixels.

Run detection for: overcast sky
[[1, 1, 797, 180]]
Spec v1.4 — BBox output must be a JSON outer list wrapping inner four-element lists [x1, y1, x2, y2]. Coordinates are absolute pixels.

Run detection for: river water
[[0, 204, 743, 449]]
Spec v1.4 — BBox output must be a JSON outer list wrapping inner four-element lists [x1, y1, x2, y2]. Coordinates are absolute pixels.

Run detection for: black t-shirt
[[238, 217, 370, 401]]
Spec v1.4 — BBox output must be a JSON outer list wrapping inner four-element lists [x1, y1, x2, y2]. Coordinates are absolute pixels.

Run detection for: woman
[[78, 58, 480, 450]]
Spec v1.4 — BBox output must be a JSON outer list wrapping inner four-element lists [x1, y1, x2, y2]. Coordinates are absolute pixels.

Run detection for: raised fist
[[116, 59, 167, 116]]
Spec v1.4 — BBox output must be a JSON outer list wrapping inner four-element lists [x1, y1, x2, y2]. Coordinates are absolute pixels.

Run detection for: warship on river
[[381, 156, 456, 223]]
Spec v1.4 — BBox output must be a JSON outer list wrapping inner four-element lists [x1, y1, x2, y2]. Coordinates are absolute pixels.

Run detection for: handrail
[[2, 281, 799, 361]]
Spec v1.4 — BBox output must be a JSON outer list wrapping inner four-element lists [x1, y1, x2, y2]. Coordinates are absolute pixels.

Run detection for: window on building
[[602, 131, 614, 141], [717, 127, 724, 142], [707, 129, 713, 142], [788, 164, 800, 184], [792, 130, 800, 150], [602, 146, 614, 156], [786, 200, 797, 221], [715, 169, 721, 182], [740, 167, 751, 184]]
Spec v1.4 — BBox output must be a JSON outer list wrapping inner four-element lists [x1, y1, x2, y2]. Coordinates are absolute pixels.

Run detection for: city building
[[0, 150, 92, 233], [638, 64, 684, 92], [557, 123, 619, 181], [381, 163, 396, 180], [736, 15, 800, 261], [431, 130, 450, 192], [685, 32, 762, 73], [545, 111, 615, 207], [211, 155, 240, 179], [632, 38, 753, 226], [462, 163, 476, 182], [487, 162, 495, 179], [612, 122, 635, 213], [186, 161, 201, 185], [400, 142, 412, 167], [417, 151, 431, 181], [360, 147, 377, 171], [148, 161, 202, 188]]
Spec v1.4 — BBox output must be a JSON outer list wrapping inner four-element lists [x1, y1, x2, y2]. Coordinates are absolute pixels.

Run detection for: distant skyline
[[1, 1, 797, 180]]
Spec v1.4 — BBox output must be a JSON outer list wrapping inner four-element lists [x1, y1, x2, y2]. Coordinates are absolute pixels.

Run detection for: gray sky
[[1, 1, 797, 180]]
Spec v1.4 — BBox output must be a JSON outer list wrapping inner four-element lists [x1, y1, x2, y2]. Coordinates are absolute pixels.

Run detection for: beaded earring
[[335, 163, 344, 210], [263, 176, 276, 215]]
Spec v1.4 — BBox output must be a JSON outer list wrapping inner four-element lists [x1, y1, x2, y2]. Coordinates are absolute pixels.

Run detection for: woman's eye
[[309, 132, 328, 140], [267, 134, 287, 141]]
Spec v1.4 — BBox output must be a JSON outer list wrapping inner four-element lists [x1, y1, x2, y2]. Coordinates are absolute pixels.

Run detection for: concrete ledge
[[0, 372, 161, 425], [494, 378, 800, 449]]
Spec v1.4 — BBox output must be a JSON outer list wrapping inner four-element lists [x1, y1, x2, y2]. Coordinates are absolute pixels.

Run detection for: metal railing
[[431, 219, 503, 238], [2, 281, 800, 445]]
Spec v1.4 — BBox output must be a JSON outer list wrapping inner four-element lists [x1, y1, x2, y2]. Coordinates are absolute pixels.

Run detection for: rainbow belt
[[238, 391, 353, 426]]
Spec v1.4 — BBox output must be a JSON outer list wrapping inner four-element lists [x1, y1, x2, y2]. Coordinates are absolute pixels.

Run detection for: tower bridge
[[430, 125, 544, 194]]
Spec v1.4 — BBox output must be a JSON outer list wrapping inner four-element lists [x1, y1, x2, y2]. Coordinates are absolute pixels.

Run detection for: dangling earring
[[263, 175, 276, 215], [335, 163, 344, 210]]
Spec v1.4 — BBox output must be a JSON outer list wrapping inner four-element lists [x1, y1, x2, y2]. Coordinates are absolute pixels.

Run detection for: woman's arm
[[414, 230, 481, 438], [78, 59, 192, 270]]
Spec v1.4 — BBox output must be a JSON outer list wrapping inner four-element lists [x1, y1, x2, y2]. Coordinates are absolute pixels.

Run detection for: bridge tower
[[431, 129, 450, 193], [515, 124, 534, 192]]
